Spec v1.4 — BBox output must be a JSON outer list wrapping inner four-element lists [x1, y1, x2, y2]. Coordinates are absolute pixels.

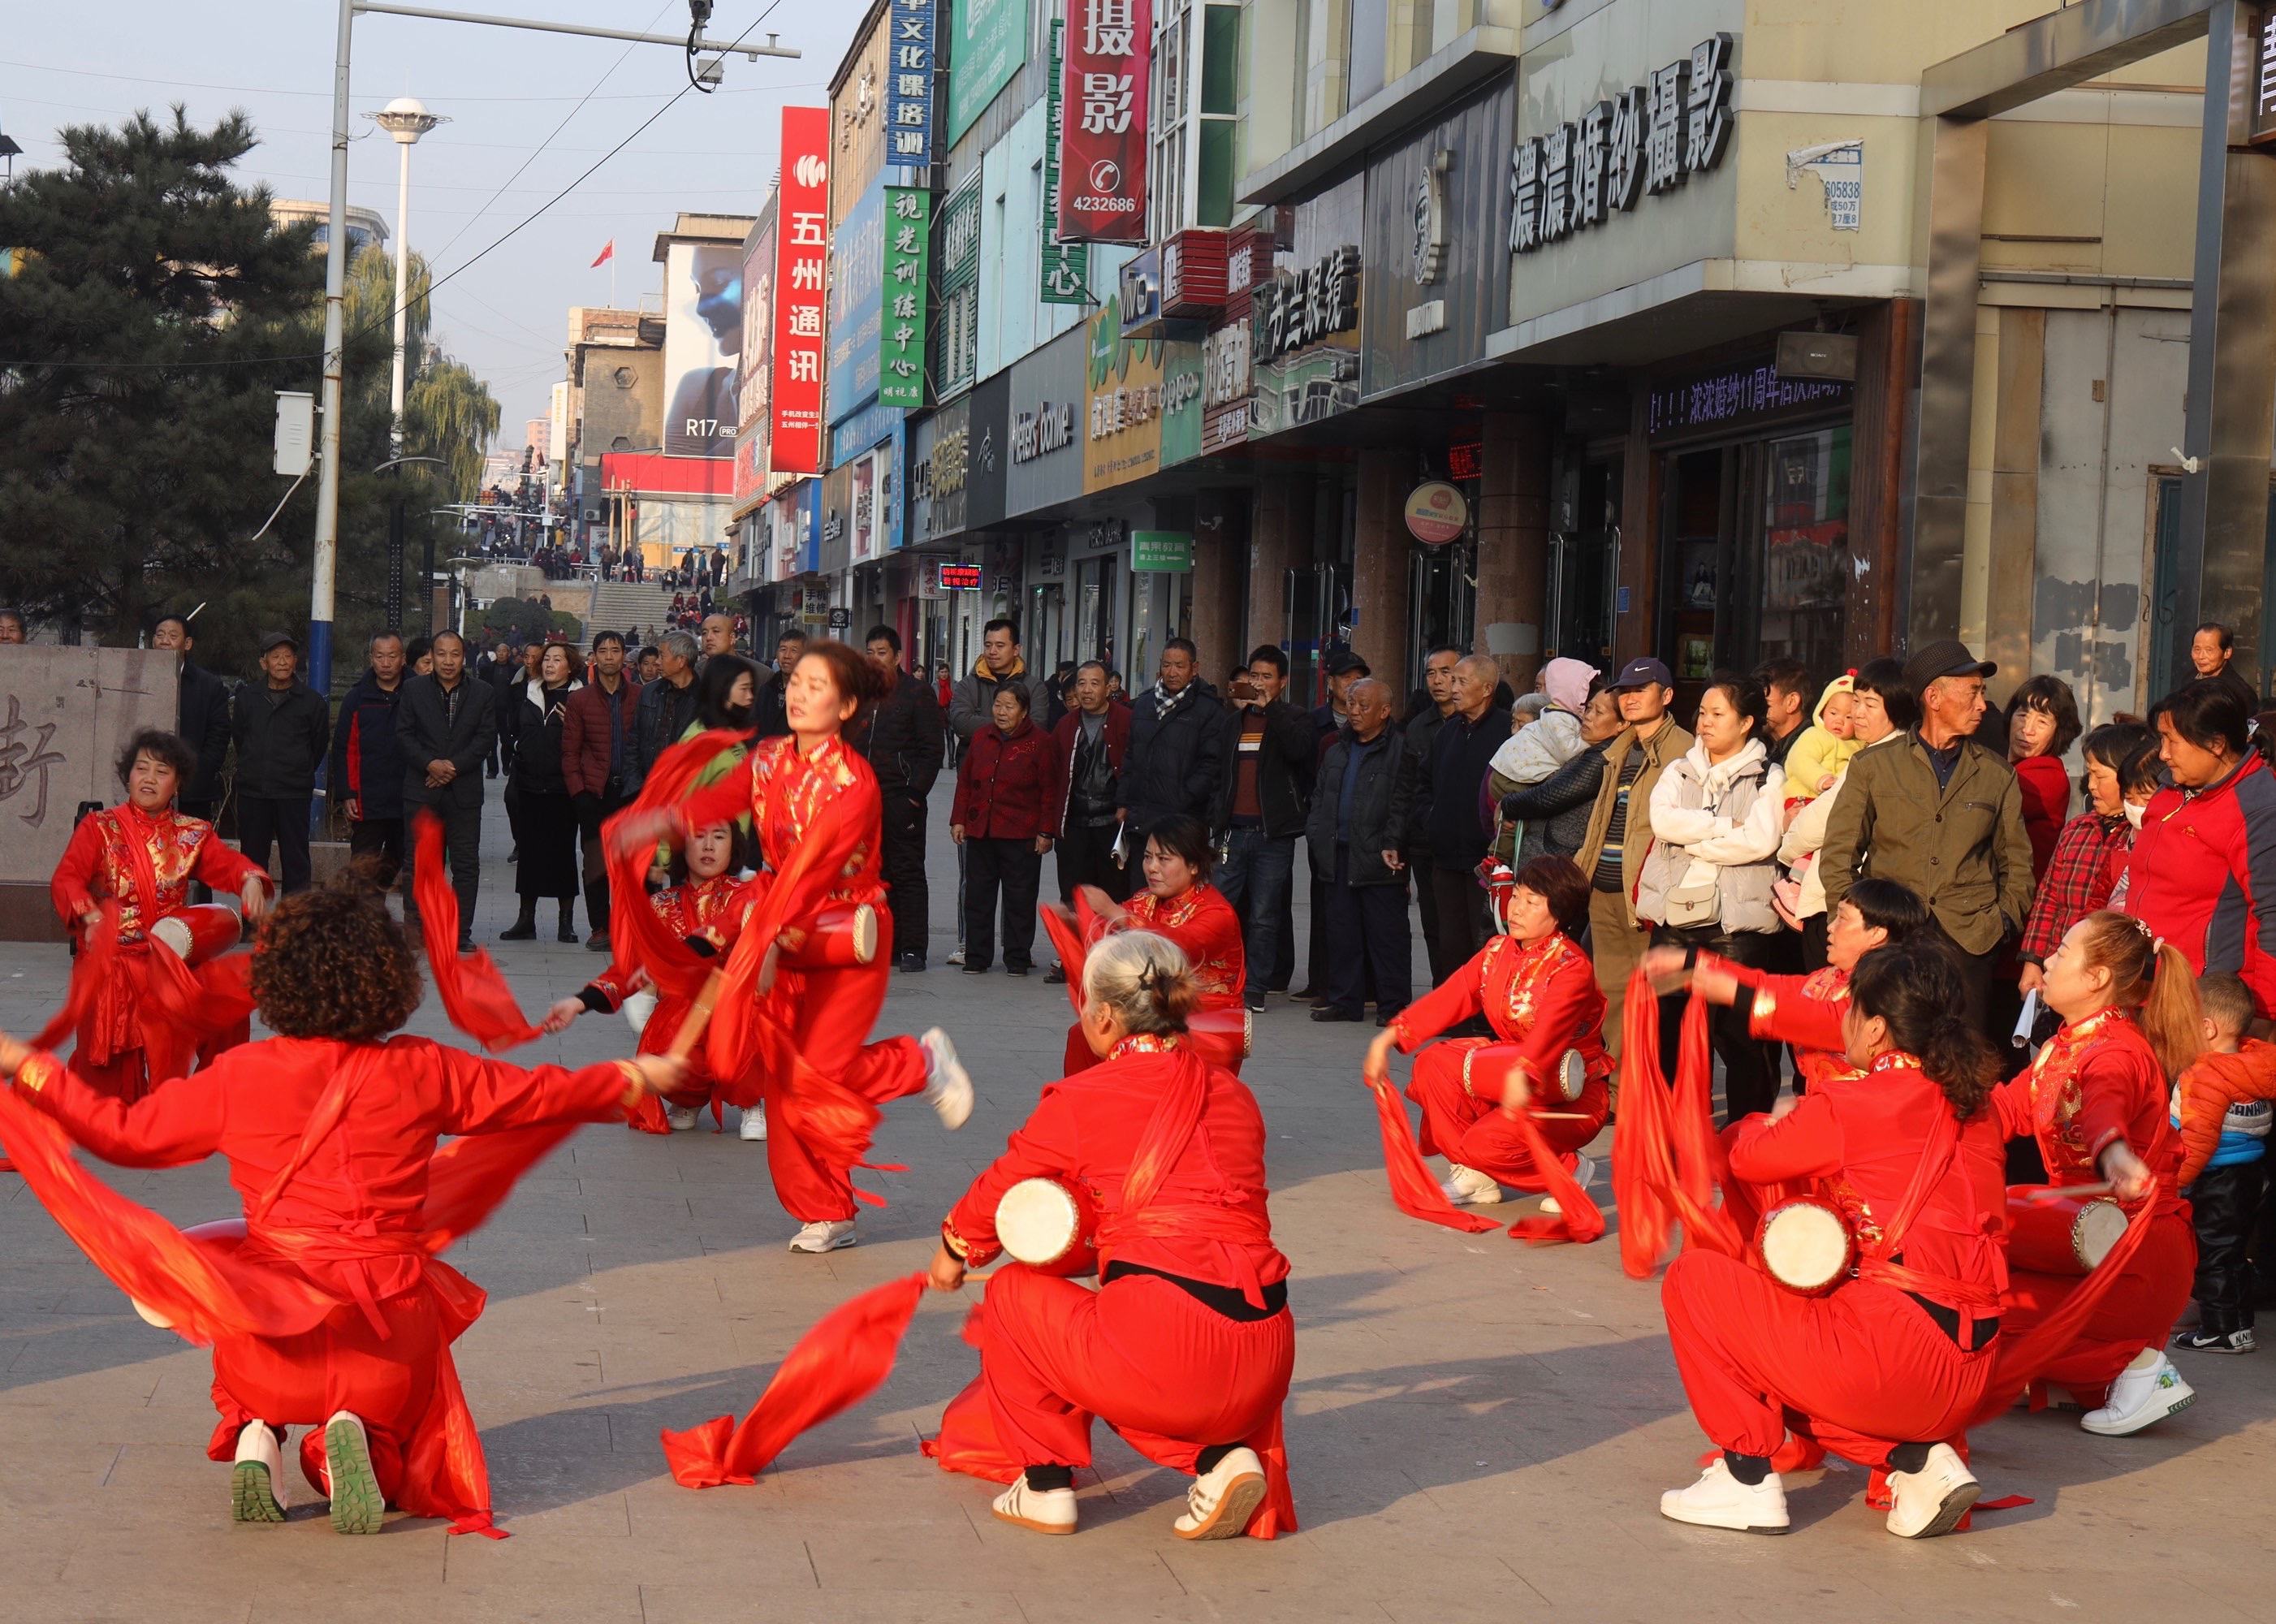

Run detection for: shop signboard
[[1404, 481, 1468, 545], [831, 400, 903, 470], [771, 106, 831, 474], [1059, 0, 1151, 244], [1645, 356, 1850, 441], [660, 240, 741, 460], [828, 181, 886, 425], [1007, 325, 1087, 515], [879, 187, 931, 408], [818, 460, 854, 575], [734, 208, 778, 507], [1201, 232, 1262, 452], [1250, 253, 1360, 434], [1130, 530, 1192, 572], [964, 370, 1011, 528], [910, 394, 971, 543], [884, 0, 937, 165], [1084, 292, 1164, 493], [1040, 19, 1091, 304], [1159, 339, 1203, 466], [948, 0, 1027, 143]]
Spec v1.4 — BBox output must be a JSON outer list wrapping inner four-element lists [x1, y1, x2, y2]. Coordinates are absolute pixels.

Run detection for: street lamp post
[[367, 96, 446, 634]]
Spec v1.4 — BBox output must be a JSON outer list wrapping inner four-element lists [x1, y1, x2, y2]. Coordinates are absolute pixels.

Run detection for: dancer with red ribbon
[[0, 880, 683, 1535], [922, 929, 1298, 1541]]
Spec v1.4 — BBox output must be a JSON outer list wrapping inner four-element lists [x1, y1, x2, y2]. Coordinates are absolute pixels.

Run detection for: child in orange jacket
[[2171, 972, 2276, 1354]]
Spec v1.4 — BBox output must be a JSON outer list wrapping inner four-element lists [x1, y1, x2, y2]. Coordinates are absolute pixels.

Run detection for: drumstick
[[1530, 1110, 1591, 1121], [2019, 1181, 2114, 1202], [667, 972, 724, 1062]]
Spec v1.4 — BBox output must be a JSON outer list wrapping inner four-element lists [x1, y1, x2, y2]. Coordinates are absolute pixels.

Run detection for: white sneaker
[[665, 1102, 700, 1132], [739, 1101, 767, 1142], [1883, 1442, 1980, 1538], [1440, 1164, 1503, 1206], [323, 1410, 383, 1535], [1173, 1446, 1268, 1540], [947, 948, 967, 967], [921, 1027, 974, 1129], [2080, 1350, 2196, 1436], [788, 1219, 857, 1253], [1539, 1154, 1596, 1216], [1658, 1458, 1789, 1534], [991, 1476, 1077, 1535], [230, 1420, 287, 1523], [622, 989, 658, 1038]]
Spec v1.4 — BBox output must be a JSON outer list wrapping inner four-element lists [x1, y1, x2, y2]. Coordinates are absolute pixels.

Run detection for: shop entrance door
[[1408, 542, 1474, 699], [1285, 562, 1350, 709]]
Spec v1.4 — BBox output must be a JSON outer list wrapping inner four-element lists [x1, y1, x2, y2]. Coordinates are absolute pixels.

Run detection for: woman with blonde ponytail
[[1997, 910, 2200, 1436]]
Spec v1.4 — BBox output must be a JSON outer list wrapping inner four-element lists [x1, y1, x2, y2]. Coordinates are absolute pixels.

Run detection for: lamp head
[[367, 97, 446, 145]]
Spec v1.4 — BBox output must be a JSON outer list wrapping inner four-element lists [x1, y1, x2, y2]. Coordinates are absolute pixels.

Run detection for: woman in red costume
[[1658, 943, 2009, 1540], [0, 883, 683, 1533], [1364, 855, 1609, 1210], [545, 819, 752, 1134], [50, 728, 270, 1100], [1996, 909, 2199, 1434], [924, 928, 1297, 1541], [615, 639, 974, 1254]]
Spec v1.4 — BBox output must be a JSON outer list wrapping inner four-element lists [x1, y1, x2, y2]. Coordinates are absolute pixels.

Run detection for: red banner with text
[[1057, 0, 1150, 244], [770, 106, 830, 475]]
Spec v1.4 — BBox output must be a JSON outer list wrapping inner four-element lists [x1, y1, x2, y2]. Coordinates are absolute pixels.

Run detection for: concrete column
[[1352, 447, 1409, 690], [1189, 487, 1243, 680], [1475, 411, 1550, 693], [1248, 474, 1297, 654]]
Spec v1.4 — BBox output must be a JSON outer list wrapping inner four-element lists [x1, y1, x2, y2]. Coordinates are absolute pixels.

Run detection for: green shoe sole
[[324, 1418, 384, 1535], [230, 1460, 286, 1523]]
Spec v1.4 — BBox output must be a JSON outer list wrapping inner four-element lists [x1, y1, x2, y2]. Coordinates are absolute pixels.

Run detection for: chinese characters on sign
[[771, 106, 831, 473], [1059, 0, 1151, 244], [879, 187, 931, 408], [884, 0, 936, 165], [1511, 34, 1731, 254], [0, 696, 65, 827], [1645, 361, 1849, 438], [2251, 10, 2276, 145], [1041, 19, 1091, 302], [1251, 246, 1360, 360]]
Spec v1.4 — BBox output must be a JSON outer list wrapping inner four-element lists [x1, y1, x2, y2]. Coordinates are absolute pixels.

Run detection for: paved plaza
[[1, 810, 2271, 1622]]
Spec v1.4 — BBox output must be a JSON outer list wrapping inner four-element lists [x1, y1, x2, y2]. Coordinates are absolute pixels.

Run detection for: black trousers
[[406, 800, 482, 938], [1426, 865, 1491, 987], [879, 789, 931, 963], [1652, 924, 1789, 1125], [1056, 818, 1124, 906], [574, 782, 630, 934], [348, 816, 406, 888], [2191, 1160, 2268, 1332], [1324, 846, 1410, 1017], [964, 837, 1042, 970], [181, 797, 218, 901], [237, 796, 313, 894]]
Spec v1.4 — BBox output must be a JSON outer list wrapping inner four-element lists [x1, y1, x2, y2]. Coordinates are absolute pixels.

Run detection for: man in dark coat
[[232, 631, 332, 895], [1116, 637, 1226, 843], [562, 629, 641, 950], [1047, 659, 1134, 933], [396, 629, 497, 952], [329, 631, 410, 884], [859, 625, 948, 971], [754, 628, 805, 740], [152, 613, 232, 823], [625, 631, 702, 794], [1306, 677, 1414, 1024], [1213, 645, 1317, 1012], [1414, 654, 1510, 984]]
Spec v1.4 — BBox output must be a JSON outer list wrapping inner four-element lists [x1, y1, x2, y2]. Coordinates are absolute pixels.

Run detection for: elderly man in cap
[[1576, 656, 1693, 1056], [1819, 637, 2035, 1032], [231, 631, 332, 895]]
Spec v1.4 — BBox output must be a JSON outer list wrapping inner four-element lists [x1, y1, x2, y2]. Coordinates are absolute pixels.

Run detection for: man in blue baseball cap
[[1577, 656, 1692, 1065]]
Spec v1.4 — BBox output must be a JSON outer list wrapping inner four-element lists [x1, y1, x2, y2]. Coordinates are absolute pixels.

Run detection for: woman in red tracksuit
[[1658, 943, 2010, 1541], [50, 728, 269, 1100], [952, 680, 1064, 975], [620, 640, 974, 1255], [924, 927, 1297, 1543], [1364, 854, 1609, 1211], [1995, 909, 2200, 1434], [0, 884, 680, 1535]]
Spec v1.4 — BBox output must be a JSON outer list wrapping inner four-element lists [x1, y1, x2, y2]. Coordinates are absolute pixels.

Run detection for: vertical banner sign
[[1040, 18, 1090, 302], [879, 188, 932, 407], [1059, 0, 1151, 244], [885, 0, 936, 165], [771, 106, 830, 474]]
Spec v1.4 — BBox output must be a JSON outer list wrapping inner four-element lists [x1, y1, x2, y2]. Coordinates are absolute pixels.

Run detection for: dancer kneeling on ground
[[1659, 942, 2008, 1540], [924, 929, 1297, 1540], [0, 880, 685, 1533], [1364, 853, 1609, 1210]]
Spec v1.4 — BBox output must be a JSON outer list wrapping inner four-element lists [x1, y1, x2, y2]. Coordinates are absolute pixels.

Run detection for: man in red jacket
[[952, 682, 1065, 975], [1049, 662, 1134, 962], [560, 631, 642, 952]]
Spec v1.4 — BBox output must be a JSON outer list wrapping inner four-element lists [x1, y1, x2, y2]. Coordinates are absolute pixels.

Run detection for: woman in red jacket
[[952, 681, 1063, 975], [1658, 943, 2010, 1540], [50, 728, 270, 1100], [0, 883, 680, 1535], [924, 928, 1297, 1541], [1364, 854, 1608, 1210], [2006, 676, 2079, 881], [1997, 909, 2200, 1433]]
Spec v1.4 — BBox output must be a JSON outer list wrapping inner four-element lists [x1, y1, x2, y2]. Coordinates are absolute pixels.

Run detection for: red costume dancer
[[1993, 911, 2198, 1432], [0, 885, 677, 1535], [1371, 857, 1608, 1210], [1659, 943, 2008, 1540], [638, 641, 972, 1252], [925, 930, 1297, 1541], [50, 728, 268, 1100]]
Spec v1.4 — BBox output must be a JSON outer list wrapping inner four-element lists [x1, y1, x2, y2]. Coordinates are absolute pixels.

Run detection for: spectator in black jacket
[[1213, 645, 1317, 1012], [860, 625, 948, 970], [152, 614, 232, 823], [1116, 638, 1226, 844], [1402, 645, 1463, 973], [1415, 654, 1511, 984], [502, 643, 582, 944], [626, 631, 702, 793], [754, 628, 804, 739], [1307, 678, 1414, 1024], [330, 632, 410, 884], [232, 632, 331, 895], [397, 630, 497, 952]]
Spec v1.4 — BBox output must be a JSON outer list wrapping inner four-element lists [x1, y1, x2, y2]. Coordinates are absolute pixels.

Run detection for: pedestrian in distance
[[396, 630, 496, 955], [562, 630, 641, 952], [857, 625, 947, 972], [330, 632, 411, 888], [231, 632, 330, 896], [1212, 646, 1316, 1014], [1306, 677, 1414, 1026], [1047, 659, 1135, 985], [952, 681, 1061, 977]]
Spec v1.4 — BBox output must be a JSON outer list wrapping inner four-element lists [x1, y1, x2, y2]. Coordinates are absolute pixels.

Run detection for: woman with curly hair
[[0, 881, 685, 1535], [49, 727, 270, 1100]]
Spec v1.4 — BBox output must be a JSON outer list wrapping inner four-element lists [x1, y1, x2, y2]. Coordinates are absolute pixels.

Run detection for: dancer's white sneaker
[[1173, 1447, 1268, 1540], [230, 1420, 287, 1523], [921, 1027, 974, 1129], [1539, 1155, 1596, 1216], [664, 1102, 701, 1132], [788, 1219, 857, 1253], [991, 1476, 1077, 1535], [1658, 1458, 1789, 1533], [323, 1410, 384, 1535], [738, 1101, 767, 1141], [1884, 1443, 1980, 1538], [2080, 1349, 2196, 1436], [1440, 1163, 1503, 1205]]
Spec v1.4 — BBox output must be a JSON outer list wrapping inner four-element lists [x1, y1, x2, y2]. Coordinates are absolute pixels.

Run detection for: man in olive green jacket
[[1819, 639, 2035, 1033], [1578, 658, 1695, 1060]]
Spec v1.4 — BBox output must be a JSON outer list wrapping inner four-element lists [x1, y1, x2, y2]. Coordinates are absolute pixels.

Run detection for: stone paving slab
[[0, 803, 2270, 1620]]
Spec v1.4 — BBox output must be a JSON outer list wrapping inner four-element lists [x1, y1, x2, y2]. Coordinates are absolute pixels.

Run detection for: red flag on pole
[[590, 239, 615, 268]]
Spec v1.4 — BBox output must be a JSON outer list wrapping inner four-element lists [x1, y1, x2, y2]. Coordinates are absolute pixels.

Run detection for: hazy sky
[[4, 1, 852, 443]]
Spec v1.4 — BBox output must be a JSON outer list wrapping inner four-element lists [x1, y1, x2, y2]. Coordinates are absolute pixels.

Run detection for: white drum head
[[996, 1177, 1080, 1266], [2073, 1199, 2127, 1269], [850, 905, 877, 964], [128, 1297, 174, 1330], [150, 916, 193, 960], [1762, 1203, 1851, 1292], [1555, 1049, 1587, 1103]]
